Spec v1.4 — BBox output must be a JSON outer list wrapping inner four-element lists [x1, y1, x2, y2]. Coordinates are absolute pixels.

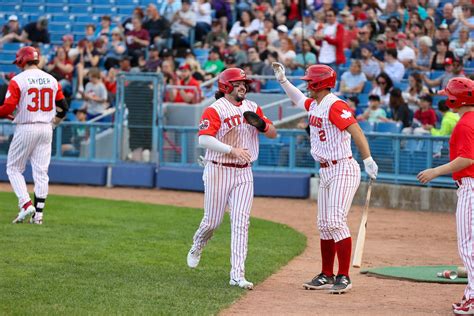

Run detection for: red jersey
[[304, 93, 357, 161], [174, 77, 202, 103], [198, 97, 272, 164], [414, 108, 437, 126], [450, 111, 474, 180]]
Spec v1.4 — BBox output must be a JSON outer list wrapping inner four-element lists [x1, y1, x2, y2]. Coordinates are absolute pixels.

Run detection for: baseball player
[[187, 67, 277, 290], [272, 63, 378, 294], [0, 46, 69, 224], [417, 77, 474, 314]]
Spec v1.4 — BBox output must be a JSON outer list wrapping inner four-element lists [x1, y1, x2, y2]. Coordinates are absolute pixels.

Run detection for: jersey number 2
[[319, 130, 326, 142], [27, 88, 53, 112]]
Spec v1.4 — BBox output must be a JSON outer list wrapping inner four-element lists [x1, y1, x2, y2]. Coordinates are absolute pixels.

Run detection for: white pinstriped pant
[[6, 124, 52, 207], [456, 177, 474, 299], [317, 158, 361, 242], [192, 163, 254, 280]]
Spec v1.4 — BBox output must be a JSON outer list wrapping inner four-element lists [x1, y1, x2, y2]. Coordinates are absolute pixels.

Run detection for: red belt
[[212, 161, 249, 168], [320, 156, 352, 168]]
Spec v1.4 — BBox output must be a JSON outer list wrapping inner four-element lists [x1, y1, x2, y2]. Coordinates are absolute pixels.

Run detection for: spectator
[[229, 10, 255, 40], [404, 94, 437, 135], [30, 43, 48, 69], [413, 36, 433, 72], [384, 25, 398, 50], [294, 39, 317, 70], [246, 30, 260, 49], [431, 39, 454, 71], [204, 19, 227, 49], [247, 47, 264, 74], [373, 34, 387, 61], [360, 43, 381, 81], [277, 38, 296, 68], [192, 0, 212, 43], [272, 25, 289, 49], [83, 24, 96, 42], [62, 34, 76, 62], [379, 48, 405, 83], [81, 67, 109, 120], [103, 28, 126, 70], [144, 45, 161, 72], [339, 60, 367, 95], [315, 8, 345, 69], [95, 16, 112, 40], [160, 0, 181, 23], [403, 72, 430, 111], [125, 17, 150, 66], [351, 25, 372, 60], [183, 49, 205, 81], [170, 0, 196, 54], [45, 46, 74, 98], [201, 72, 216, 99], [61, 109, 88, 157], [423, 57, 466, 90], [435, 23, 452, 43], [160, 59, 177, 89], [458, 6, 474, 38], [0, 15, 22, 46], [242, 63, 261, 92], [250, 5, 266, 33], [76, 39, 101, 97], [346, 95, 360, 116], [370, 72, 394, 107], [261, 51, 279, 77], [382, 88, 412, 128], [365, 7, 385, 37], [450, 28, 473, 60], [256, 34, 270, 62], [168, 64, 202, 103], [341, 11, 358, 50], [357, 94, 387, 123], [352, 1, 368, 21], [102, 68, 118, 104], [423, 16, 436, 38], [144, 4, 170, 51], [403, 0, 428, 23], [293, 10, 317, 37], [440, 3, 457, 33], [122, 7, 145, 33], [386, 16, 402, 34], [424, 99, 459, 136], [396, 33, 415, 69], [119, 55, 133, 72], [203, 47, 225, 75], [20, 16, 50, 44], [211, 0, 232, 31], [262, 18, 278, 46], [227, 38, 247, 67]]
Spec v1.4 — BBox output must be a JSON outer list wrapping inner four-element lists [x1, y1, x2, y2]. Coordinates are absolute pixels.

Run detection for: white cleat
[[12, 205, 35, 224], [29, 212, 43, 225], [187, 247, 201, 268], [230, 278, 254, 290]]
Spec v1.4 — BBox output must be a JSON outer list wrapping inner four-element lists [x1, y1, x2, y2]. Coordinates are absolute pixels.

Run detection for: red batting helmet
[[301, 64, 337, 92], [439, 77, 474, 109], [13, 46, 40, 68], [218, 68, 252, 94]]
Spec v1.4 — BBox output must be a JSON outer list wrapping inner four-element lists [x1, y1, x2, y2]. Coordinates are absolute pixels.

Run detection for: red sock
[[335, 237, 352, 277], [22, 200, 32, 210], [320, 239, 335, 276]]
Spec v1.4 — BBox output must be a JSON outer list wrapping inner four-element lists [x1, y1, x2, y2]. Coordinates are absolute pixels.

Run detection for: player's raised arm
[[272, 62, 308, 109]]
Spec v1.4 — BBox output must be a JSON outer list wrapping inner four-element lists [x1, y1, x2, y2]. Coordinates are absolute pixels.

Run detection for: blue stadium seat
[[358, 93, 369, 106], [291, 67, 305, 76], [375, 122, 402, 133], [94, 6, 117, 14], [430, 70, 444, 80], [394, 80, 408, 91], [75, 15, 98, 23], [117, 0, 139, 4], [92, 0, 114, 4], [51, 15, 72, 22], [21, 4, 45, 13], [0, 52, 16, 63], [362, 81, 372, 93], [117, 6, 134, 15], [0, 64, 19, 73], [1, 5, 20, 14], [358, 121, 375, 133], [45, 0, 66, 4], [1, 42, 24, 53], [261, 80, 283, 93], [432, 95, 447, 108], [70, 0, 91, 4], [70, 6, 92, 14]]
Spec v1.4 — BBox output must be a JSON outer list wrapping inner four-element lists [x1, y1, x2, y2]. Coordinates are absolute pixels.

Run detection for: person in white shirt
[[396, 33, 416, 69], [192, 0, 212, 43], [380, 48, 405, 83]]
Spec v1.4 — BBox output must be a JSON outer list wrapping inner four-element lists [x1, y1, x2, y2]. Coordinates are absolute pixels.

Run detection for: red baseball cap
[[444, 57, 453, 65], [179, 64, 191, 71], [396, 33, 407, 40]]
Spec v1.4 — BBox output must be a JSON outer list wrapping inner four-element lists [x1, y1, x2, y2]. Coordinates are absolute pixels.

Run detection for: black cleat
[[303, 273, 335, 290], [328, 274, 352, 294]]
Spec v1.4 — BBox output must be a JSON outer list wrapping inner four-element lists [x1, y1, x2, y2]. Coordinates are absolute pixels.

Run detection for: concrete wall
[[310, 177, 457, 213]]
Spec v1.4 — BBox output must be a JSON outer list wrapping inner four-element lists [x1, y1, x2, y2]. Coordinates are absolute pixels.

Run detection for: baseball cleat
[[453, 296, 467, 309], [453, 298, 474, 314], [12, 205, 35, 224], [187, 247, 201, 268], [303, 273, 335, 290], [229, 278, 254, 290], [29, 212, 43, 225], [328, 275, 352, 294]]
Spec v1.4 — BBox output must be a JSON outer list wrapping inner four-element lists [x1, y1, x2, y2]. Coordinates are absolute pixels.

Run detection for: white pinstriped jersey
[[4, 69, 64, 124], [198, 97, 272, 164], [304, 93, 357, 162]]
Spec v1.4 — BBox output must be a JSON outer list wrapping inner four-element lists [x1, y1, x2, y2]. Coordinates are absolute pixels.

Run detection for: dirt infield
[[0, 183, 463, 315]]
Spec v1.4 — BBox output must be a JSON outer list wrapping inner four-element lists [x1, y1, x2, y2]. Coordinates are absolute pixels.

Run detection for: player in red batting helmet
[[439, 77, 474, 109], [13, 46, 40, 69], [217, 68, 252, 95], [300, 64, 337, 93]]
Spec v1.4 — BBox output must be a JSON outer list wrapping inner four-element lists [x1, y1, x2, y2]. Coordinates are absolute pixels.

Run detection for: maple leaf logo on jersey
[[341, 109, 352, 119], [199, 119, 210, 130]]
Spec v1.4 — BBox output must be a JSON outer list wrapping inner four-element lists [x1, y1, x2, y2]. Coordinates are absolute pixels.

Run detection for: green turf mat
[[361, 265, 467, 284]]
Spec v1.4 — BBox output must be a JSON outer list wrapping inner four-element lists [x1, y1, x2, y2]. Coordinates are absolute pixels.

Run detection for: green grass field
[[0, 192, 306, 315]]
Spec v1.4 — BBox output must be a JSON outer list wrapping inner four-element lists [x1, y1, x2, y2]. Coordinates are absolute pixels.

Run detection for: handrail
[[88, 108, 116, 123]]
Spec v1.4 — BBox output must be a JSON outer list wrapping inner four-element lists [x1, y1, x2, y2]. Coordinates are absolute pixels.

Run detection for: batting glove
[[272, 62, 288, 84], [363, 157, 378, 180]]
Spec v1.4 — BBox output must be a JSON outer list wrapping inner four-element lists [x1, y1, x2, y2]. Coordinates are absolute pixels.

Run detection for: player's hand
[[6, 114, 14, 121], [363, 156, 378, 180], [417, 168, 439, 184], [229, 147, 251, 164], [272, 62, 287, 84]]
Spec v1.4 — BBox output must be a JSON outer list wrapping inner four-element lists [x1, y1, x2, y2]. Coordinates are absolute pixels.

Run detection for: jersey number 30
[[27, 87, 54, 112]]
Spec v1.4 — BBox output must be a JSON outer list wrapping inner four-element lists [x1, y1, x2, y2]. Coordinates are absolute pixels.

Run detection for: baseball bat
[[352, 179, 374, 268]]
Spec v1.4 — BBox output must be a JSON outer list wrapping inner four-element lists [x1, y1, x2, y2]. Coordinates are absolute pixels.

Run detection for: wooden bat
[[352, 179, 374, 268]]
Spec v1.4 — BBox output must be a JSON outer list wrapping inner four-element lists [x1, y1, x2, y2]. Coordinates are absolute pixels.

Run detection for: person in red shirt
[[125, 17, 150, 67], [169, 64, 202, 103], [411, 94, 438, 135], [418, 77, 474, 314]]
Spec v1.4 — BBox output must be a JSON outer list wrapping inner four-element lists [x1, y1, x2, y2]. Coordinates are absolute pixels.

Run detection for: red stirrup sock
[[336, 237, 352, 277], [320, 239, 335, 276]]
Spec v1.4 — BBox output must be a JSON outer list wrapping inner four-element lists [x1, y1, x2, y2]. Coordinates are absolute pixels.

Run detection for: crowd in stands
[[0, 0, 473, 138]]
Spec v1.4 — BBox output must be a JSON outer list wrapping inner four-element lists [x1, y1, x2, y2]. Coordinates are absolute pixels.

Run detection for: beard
[[235, 95, 244, 102]]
